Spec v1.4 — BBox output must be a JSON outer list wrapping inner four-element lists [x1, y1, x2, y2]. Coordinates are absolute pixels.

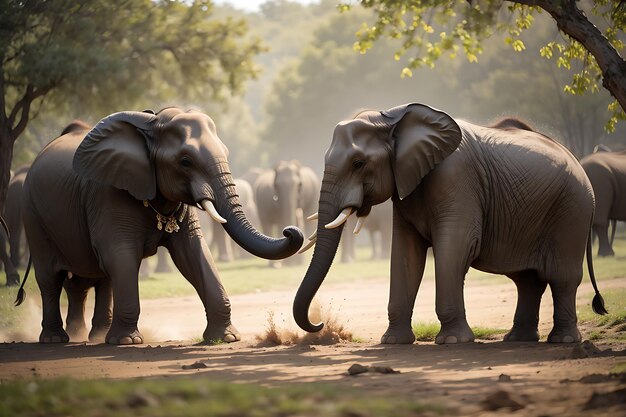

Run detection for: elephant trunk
[[210, 163, 303, 260], [293, 188, 343, 332]]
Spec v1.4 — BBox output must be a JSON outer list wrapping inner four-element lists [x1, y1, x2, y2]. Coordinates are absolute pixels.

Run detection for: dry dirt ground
[[1, 276, 625, 416]]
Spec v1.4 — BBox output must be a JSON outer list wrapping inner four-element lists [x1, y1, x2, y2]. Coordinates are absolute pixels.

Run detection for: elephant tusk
[[325, 207, 353, 229], [298, 236, 317, 254], [201, 200, 227, 224], [307, 212, 319, 221], [307, 230, 317, 241], [353, 216, 367, 235]]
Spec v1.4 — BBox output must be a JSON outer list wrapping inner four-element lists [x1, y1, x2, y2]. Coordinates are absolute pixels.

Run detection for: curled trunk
[[212, 165, 303, 260], [293, 194, 343, 332]]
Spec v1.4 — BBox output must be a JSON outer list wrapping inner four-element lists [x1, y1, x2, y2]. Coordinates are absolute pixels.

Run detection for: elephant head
[[73, 108, 303, 259], [294, 103, 462, 332], [273, 160, 306, 229]]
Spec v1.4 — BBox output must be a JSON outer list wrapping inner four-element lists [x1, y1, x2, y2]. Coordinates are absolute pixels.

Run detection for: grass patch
[[610, 362, 626, 374], [0, 377, 444, 417], [412, 322, 507, 341], [578, 288, 626, 341], [256, 307, 355, 346]]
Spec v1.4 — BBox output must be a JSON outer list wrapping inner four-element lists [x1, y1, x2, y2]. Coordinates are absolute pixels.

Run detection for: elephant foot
[[203, 323, 241, 344], [66, 323, 89, 342], [598, 249, 615, 257], [89, 325, 111, 343], [39, 328, 70, 344], [381, 325, 416, 344], [106, 327, 143, 345], [547, 326, 581, 343], [435, 320, 474, 345], [504, 326, 539, 342], [6, 273, 20, 287]]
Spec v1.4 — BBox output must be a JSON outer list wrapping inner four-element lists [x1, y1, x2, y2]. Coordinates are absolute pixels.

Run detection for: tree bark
[[513, 0, 626, 112]]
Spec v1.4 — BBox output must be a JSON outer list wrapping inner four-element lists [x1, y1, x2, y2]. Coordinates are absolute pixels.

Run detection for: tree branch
[[511, 0, 626, 112]]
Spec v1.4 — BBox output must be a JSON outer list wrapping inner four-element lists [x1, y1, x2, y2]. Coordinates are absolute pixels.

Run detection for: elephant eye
[[180, 156, 193, 168], [352, 160, 365, 170]]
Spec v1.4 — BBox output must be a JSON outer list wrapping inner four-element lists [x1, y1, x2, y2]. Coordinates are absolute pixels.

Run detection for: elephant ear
[[381, 103, 462, 200], [73, 111, 158, 201]]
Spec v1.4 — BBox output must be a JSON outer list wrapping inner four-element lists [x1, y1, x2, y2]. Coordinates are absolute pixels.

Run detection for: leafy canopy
[[339, 0, 626, 131]]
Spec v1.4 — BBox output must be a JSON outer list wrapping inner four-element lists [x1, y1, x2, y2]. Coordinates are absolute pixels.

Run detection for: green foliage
[[0, 0, 264, 172], [341, 0, 626, 131], [0, 378, 443, 417]]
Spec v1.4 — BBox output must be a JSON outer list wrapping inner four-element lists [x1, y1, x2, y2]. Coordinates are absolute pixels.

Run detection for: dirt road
[[1, 277, 625, 416]]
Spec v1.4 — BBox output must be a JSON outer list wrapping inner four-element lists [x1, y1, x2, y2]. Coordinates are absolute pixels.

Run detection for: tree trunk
[[515, 0, 626, 112], [0, 132, 14, 213]]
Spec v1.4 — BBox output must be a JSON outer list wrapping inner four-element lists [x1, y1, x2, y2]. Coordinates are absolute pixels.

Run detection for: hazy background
[[12, 0, 625, 177]]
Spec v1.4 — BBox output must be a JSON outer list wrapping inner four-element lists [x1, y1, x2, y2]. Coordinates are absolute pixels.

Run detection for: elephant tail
[[14, 256, 31, 307], [586, 229, 608, 315], [0, 215, 9, 238]]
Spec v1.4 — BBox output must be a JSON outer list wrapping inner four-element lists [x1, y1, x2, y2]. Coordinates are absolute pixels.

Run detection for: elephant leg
[[504, 270, 547, 342], [380, 225, 392, 260], [593, 224, 614, 257], [102, 253, 143, 345], [154, 247, 172, 273], [63, 275, 89, 342], [432, 228, 477, 345], [547, 277, 582, 343], [382, 212, 427, 344], [0, 231, 19, 286], [167, 215, 240, 344], [89, 277, 113, 343], [262, 222, 281, 268], [36, 265, 70, 343], [369, 230, 379, 260]]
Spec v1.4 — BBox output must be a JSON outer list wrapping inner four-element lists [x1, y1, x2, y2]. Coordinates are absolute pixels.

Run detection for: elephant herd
[[0, 103, 623, 347]]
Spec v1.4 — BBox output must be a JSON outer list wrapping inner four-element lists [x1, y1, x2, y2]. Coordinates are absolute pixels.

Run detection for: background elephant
[[255, 160, 319, 266], [18, 108, 303, 345], [0, 166, 29, 286], [340, 199, 393, 262], [294, 104, 606, 346], [580, 148, 626, 256]]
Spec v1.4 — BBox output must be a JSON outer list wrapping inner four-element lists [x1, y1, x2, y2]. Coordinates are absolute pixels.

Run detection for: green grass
[[578, 288, 626, 341], [412, 322, 507, 341], [0, 378, 444, 417]]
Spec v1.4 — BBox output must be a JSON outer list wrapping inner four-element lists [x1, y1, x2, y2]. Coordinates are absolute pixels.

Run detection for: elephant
[[255, 160, 319, 266], [580, 148, 626, 257], [340, 199, 392, 262], [0, 165, 30, 286], [294, 103, 607, 346], [201, 178, 261, 262], [17, 108, 303, 345]]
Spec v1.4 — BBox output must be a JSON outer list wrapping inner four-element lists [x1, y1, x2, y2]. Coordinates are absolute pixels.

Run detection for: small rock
[[347, 363, 369, 376], [498, 374, 512, 382], [370, 366, 400, 374], [182, 361, 208, 370], [481, 390, 525, 411]]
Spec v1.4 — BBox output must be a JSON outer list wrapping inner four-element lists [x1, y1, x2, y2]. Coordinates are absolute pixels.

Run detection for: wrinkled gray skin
[[201, 178, 260, 262], [22, 108, 303, 345], [580, 149, 626, 257], [255, 161, 319, 266], [294, 103, 603, 345], [340, 199, 392, 262]]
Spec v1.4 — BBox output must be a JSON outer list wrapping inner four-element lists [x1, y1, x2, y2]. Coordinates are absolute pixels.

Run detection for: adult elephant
[[18, 108, 303, 345], [294, 103, 606, 345], [4, 166, 29, 268], [255, 160, 319, 266], [339, 199, 392, 262], [580, 148, 626, 257]]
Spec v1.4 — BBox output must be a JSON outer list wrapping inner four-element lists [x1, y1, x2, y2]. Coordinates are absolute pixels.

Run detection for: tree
[[0, 0, 263, 210], [341, 0, 625, 129]]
